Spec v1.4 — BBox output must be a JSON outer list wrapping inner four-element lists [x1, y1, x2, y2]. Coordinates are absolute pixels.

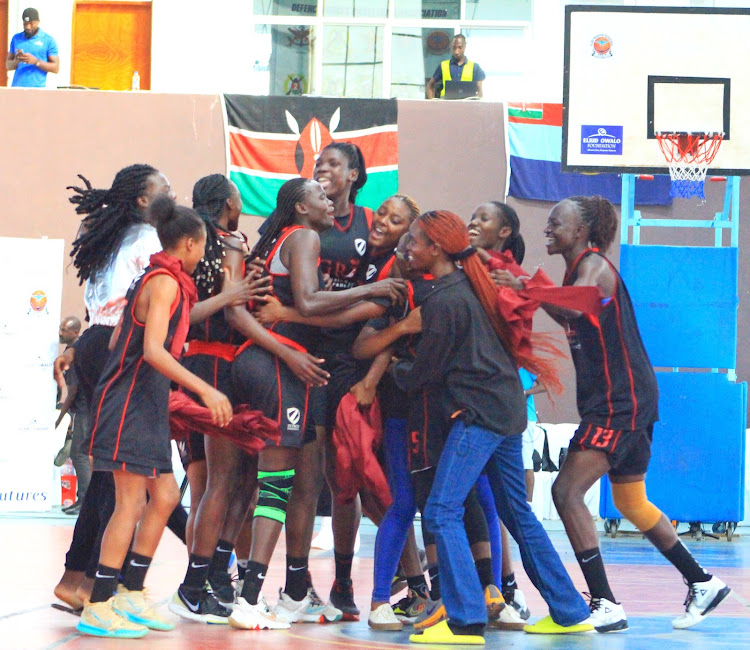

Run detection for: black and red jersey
[[356, 247, 397, 285], [319, 204, 373, 291], [261, 225, 323, 353], [564, 249, 659, 430], [89, 265, 186, 470], [189, 231, 245, 346]]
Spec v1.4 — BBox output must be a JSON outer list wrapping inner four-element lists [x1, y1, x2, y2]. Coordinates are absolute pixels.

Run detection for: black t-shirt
[[393, 270, 526, 436]]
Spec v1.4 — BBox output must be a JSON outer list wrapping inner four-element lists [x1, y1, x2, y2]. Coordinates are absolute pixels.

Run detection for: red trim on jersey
[[275, 356, 283, 426], [587, 314, 615, 428], [184, 340, 238, 362], [578, 423, 593, 449], [113, 358, 144, 460], [265, 225, 307, 275], [421, 389, 429, 467], [130, 269, 182, 326], [377, 255, 396, 281], [604, 261, 640, 431], [407, 281, 416, 311], [563, 247, 600, 285], [235, 327, 307, 357], [610, 429, 623, 453], [333, 204, 356, 232], [88, 320, 137, 453]]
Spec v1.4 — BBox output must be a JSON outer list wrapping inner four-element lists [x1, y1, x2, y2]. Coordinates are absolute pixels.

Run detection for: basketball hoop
[[655, 131, 724, 199]]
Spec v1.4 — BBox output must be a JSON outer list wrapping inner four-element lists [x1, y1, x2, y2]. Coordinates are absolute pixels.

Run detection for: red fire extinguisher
[[61, 459, 77, 507]]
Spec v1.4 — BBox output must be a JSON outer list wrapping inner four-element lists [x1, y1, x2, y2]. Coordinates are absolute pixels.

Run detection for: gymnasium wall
[[0, 87, 746, 424]]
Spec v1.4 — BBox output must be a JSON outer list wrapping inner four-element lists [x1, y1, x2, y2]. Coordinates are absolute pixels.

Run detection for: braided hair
[[489, 201, 525, 264], [69, 164, 158, 284], [191, 174, 233, 299], [416, 210, 561, 392], [322, 142, 367, 203], [250, 178, 312, 262], [568, 195, 618, 253], [391, 194, 421, 222]]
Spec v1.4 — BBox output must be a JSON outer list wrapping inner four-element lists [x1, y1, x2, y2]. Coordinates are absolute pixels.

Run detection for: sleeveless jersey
[[357, 247, 397, 285], [564, 250, 659, 430], [262, 225, 323, 353], [89, 265, 185, 470], [319, 204, 373, 291]]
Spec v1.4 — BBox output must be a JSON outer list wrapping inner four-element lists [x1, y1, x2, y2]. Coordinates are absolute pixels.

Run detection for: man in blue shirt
[[6, 8, 59, 88], [426, 34, 485, 99]]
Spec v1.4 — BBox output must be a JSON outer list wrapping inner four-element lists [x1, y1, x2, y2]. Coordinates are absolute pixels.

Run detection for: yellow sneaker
[[113, 585, 175, 631], [483, 584, 506, 621], [76, 598, 149, 638], [524, 614, 594, 634], [413, 599, 446, 630], [409, 619, 485, 645]]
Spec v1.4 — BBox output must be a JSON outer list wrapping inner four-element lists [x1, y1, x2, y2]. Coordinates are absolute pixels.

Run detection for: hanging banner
[[0, 237, 64, 512]]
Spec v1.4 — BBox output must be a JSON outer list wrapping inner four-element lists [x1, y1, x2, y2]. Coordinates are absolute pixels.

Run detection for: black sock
[[209, 539, 234, 576], [448, 621, 485, 637], [501, 571, 516, 594], [334, 551, 354, 583], [183, 553, 212, 590], [237, 559, 248, 580], [575, 548, 616, 602], [90, 564, 120, 603], [285, 555, 309, 601], [662, 541, 711, 584], [305, 569, 314, 590], [474, 557, 494, 589], [428, 564, 440, 600], [122, 552, 152, 592], [240, 561, 268, 605], [406, 574, 429, 597]]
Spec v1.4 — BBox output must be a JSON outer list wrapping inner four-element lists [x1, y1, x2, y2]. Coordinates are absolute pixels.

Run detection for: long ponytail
[[417, 210, 560, 391]]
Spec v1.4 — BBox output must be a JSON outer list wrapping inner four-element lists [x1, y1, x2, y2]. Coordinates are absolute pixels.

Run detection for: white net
[[655, 132, 724, 199]]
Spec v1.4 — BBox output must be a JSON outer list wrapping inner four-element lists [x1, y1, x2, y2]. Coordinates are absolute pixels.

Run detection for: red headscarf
[[149, 251, 198, 359]]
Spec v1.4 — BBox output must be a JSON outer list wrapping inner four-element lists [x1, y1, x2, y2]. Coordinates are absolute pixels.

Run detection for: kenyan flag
[[224, 95, 398, 217]]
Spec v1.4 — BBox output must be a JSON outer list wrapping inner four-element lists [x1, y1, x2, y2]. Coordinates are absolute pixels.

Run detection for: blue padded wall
[[619, 245, 738, 369], [599, 371, 746, 523]]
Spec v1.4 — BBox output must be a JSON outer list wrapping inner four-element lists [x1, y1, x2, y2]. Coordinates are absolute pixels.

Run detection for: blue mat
[[600, 371, 746, 523], [620, 245, 738, 369]]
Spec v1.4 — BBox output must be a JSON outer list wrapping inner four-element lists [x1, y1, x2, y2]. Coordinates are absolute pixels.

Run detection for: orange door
[[71, 1, 151, 90], [0, 1, 8, 87]]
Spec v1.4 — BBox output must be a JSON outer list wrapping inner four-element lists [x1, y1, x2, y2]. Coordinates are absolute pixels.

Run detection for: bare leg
[[98, 471, 147, 570], [132, 474, 181, 558], [185, 460, 207, 552], [54, 570, 85, 609], [285, 431, 326, 557]]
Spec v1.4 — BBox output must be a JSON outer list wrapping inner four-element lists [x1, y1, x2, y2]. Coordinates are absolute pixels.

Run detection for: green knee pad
[[254, 469, 295, 524]]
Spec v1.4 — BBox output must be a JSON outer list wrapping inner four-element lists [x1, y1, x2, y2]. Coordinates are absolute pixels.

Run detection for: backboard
[[563, 6, 750, 175]]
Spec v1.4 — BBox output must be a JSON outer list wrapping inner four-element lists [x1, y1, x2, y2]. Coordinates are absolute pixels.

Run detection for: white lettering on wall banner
[[0, 238, 64, 512]]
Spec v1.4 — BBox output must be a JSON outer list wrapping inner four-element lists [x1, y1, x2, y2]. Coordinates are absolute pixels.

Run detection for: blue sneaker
[[76, 598, 149, 638]]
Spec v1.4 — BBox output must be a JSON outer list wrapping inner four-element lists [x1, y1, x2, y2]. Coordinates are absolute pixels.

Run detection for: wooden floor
[[2, 511, 749, 649]]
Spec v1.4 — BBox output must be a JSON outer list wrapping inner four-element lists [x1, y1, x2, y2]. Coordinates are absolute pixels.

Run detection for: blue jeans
[[372, 418, 417, 602], [425, 420, 590, 627]]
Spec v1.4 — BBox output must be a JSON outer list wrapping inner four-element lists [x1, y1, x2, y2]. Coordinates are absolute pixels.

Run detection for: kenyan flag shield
[[224, 95, 398, 217]]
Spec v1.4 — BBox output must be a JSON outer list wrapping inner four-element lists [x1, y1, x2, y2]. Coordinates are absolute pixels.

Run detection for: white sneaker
[[672, 576, 731, 629], [274, 588, 343, 623], [311, 516, 334, 551], [588, 596, 628, 633], [490, 602, 527, 631], [504, 587, 530, 620], [368, 603, 403, 631], [229, 596, 290, 630]]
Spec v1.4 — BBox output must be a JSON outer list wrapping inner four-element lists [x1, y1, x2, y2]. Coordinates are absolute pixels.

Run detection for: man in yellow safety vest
[[426, 34, 485, 99]]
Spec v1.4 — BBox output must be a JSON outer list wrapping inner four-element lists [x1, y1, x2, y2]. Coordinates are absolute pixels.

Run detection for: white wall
[[7, 1, 748, 98]]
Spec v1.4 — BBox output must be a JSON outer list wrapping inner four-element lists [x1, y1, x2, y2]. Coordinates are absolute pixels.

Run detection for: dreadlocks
[[69, 164, 158, 284], [250, 178, 312, 263], [191, 174, 233, 299]]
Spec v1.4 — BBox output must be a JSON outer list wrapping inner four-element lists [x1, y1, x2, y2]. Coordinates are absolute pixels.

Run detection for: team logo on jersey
[[286, 407, 301, 431], [354, 238, 367, 257], [591, 34, 612, 58], [366, 264, 377, 281]]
